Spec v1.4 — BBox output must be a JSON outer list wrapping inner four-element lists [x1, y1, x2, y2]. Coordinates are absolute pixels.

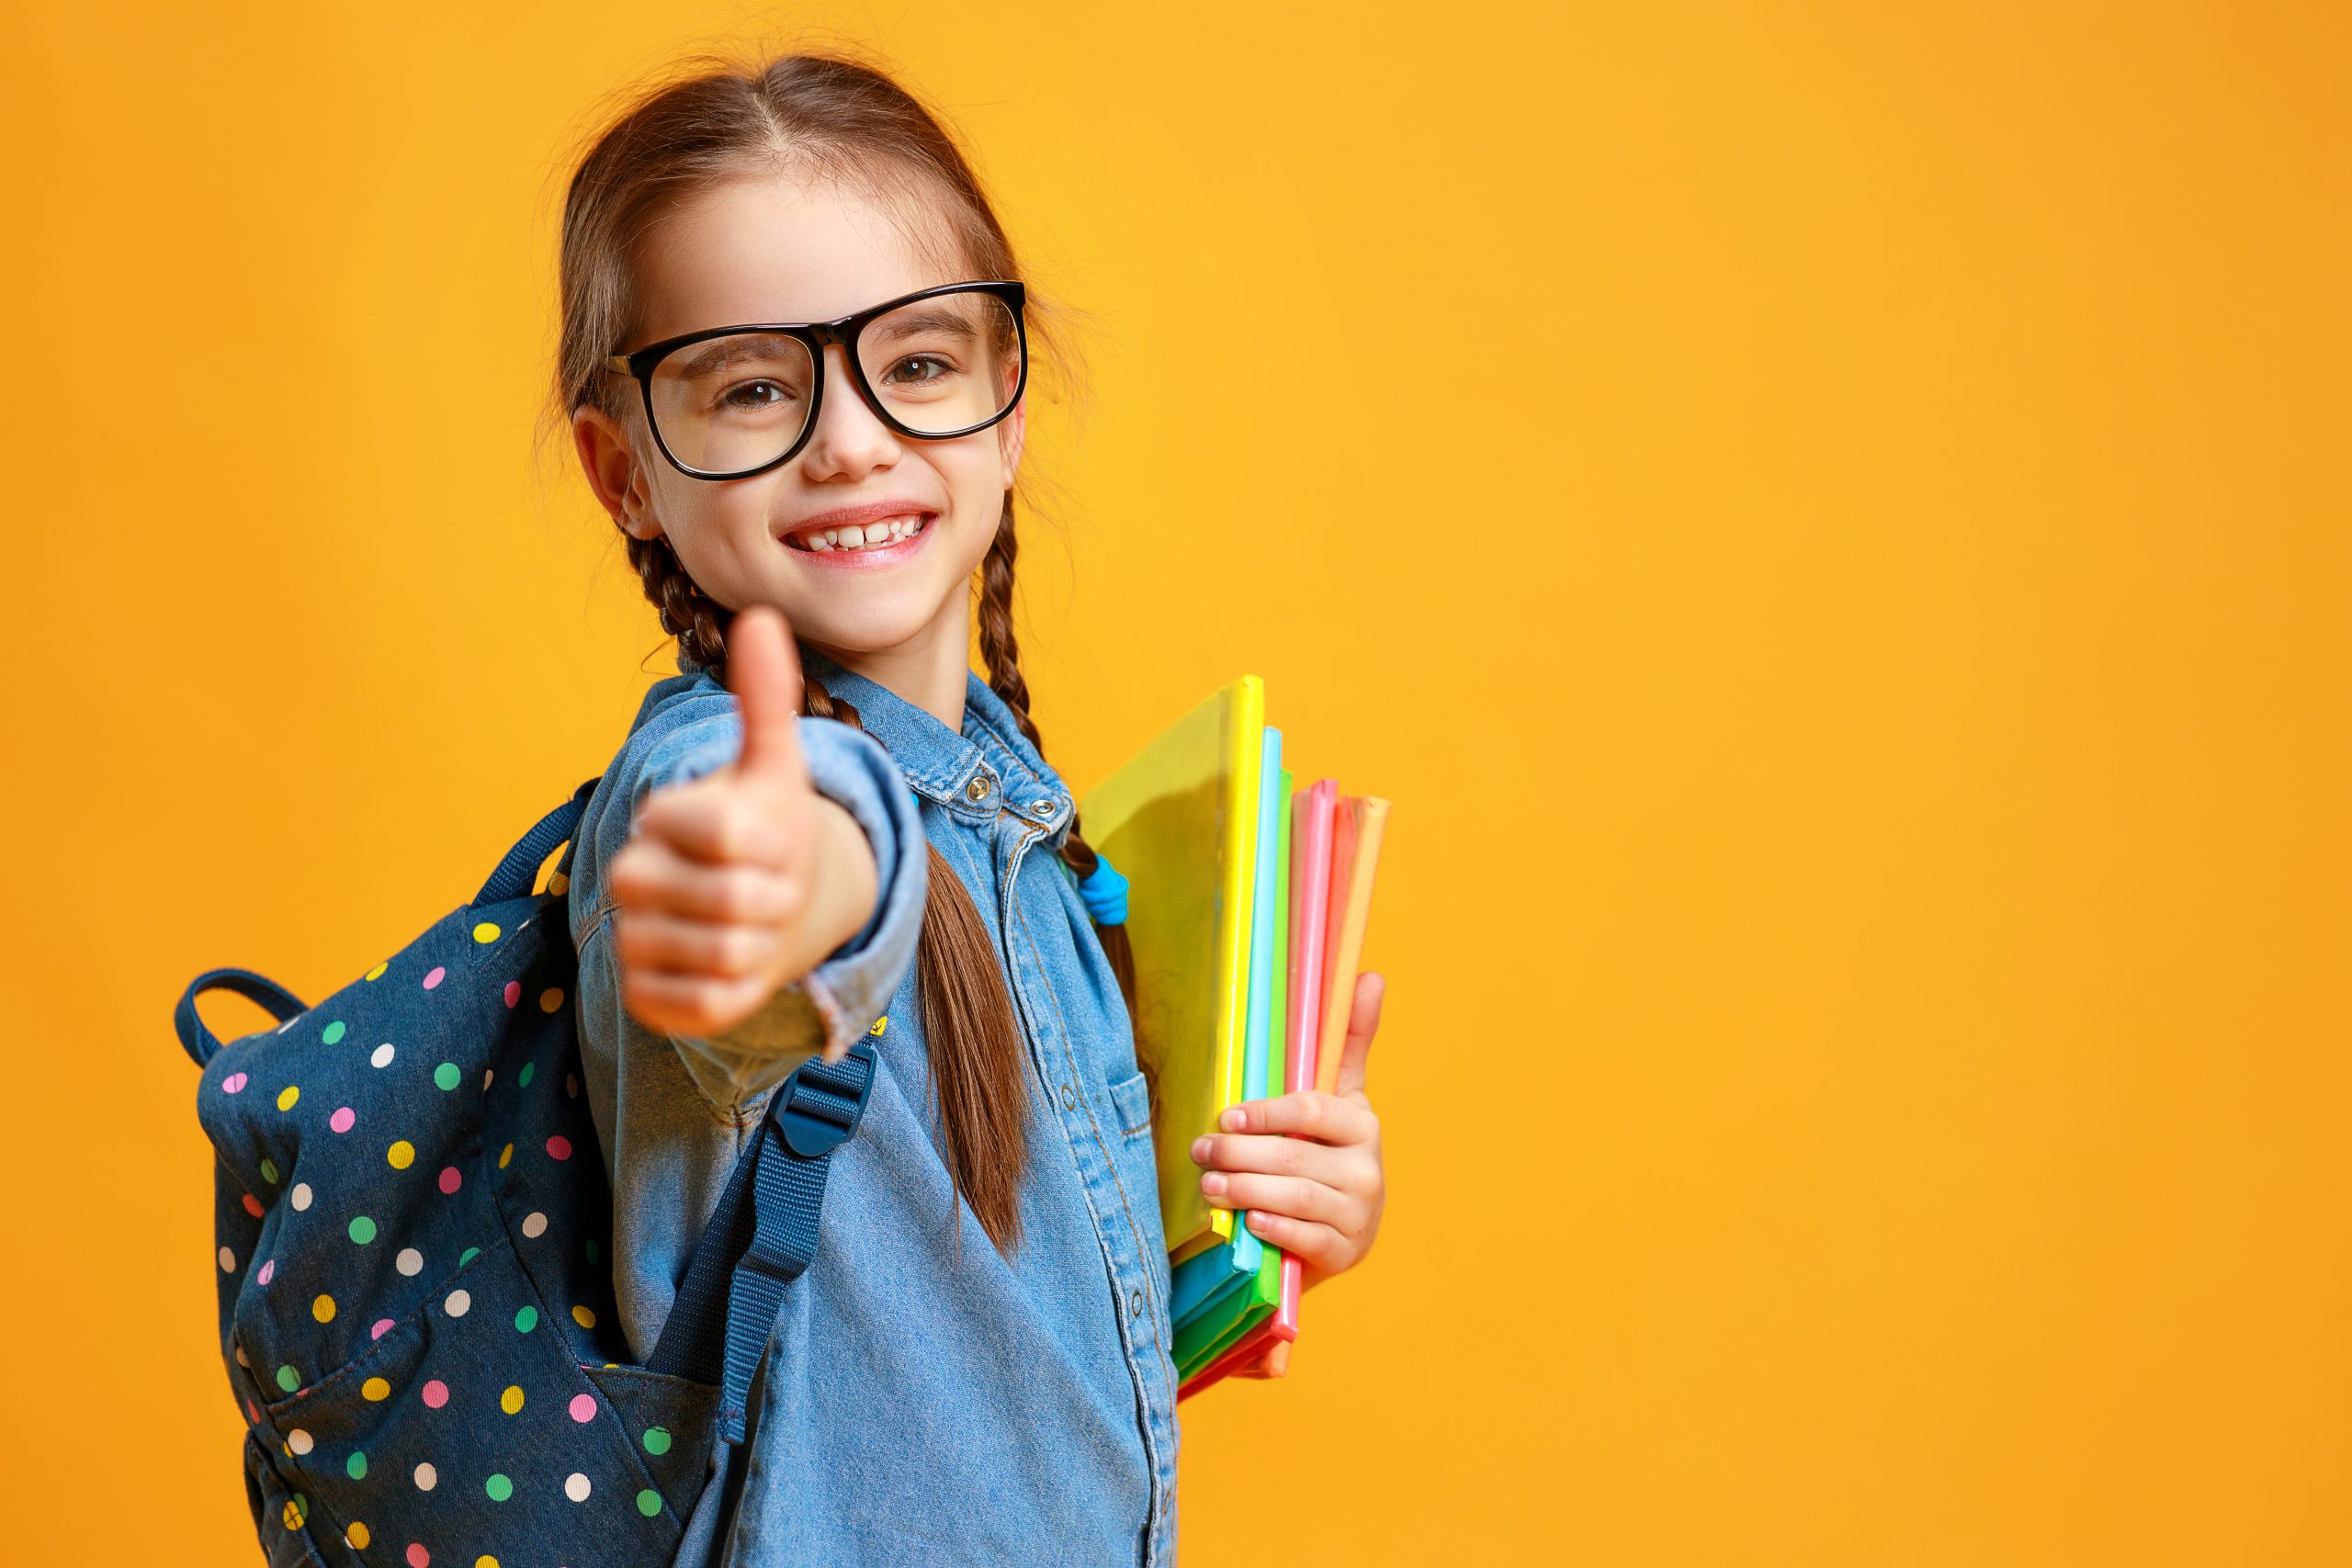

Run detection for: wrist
[[803, 793, 881, 965]]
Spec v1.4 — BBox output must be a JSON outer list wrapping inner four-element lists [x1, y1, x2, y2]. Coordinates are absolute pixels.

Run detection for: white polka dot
[[564, 1472, 592, 1502], [413, 1461, 437, 1491], [371, 1043, 395, 1068], [288, 1428, 313, 1455], [521, 1212, 548, 1239], [444, 1288, 470, 1318], [396, 1247, 424, 1277], [290, 1183, 313, 1212], [218, 1247, 236, 1273]]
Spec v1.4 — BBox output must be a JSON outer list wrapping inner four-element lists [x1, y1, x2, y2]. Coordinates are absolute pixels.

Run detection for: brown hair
[[547, 46, 1146, 1256]]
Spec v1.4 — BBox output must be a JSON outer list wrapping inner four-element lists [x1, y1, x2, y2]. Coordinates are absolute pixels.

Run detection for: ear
[[573, 402, 662, 542], [997, 395, 1027, 492]]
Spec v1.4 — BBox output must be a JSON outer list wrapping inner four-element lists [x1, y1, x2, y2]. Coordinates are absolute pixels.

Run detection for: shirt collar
[[759, 644, 1079, 848]]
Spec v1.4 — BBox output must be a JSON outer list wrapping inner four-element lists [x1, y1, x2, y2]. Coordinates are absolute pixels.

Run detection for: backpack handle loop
[[174, 969, 311, 1069]]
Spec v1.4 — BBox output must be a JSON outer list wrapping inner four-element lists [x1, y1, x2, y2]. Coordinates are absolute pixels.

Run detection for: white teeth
[[789, 514, 928, 553]]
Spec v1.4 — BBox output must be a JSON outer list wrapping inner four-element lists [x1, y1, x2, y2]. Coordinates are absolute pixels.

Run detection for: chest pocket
[[1108, 1068, 1153, 1138]]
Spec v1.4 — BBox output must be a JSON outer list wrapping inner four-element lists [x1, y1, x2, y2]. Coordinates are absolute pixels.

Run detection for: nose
[[796, 342, 901, 480]]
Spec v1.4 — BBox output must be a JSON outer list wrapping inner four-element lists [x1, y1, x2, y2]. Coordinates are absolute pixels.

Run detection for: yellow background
[[4, 3, 2346, 1562]]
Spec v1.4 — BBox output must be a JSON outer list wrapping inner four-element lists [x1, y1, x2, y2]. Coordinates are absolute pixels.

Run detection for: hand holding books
[[1080, 678, 1391, 1397]]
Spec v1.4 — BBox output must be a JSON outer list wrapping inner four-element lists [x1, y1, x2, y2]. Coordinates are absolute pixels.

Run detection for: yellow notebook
[[1080, 676, 1264, 1264]]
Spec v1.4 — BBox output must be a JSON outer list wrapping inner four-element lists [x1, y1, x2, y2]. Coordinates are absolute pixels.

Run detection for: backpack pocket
[[242, 1429, 334, 1566]]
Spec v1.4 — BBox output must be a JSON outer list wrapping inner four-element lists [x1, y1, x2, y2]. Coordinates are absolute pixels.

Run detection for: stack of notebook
[[1080, 676, 1390, 1398]]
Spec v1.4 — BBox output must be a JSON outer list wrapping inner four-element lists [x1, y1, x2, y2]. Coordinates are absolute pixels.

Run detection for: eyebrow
[[671, 334, 805, 377], [867, 308, 981, 342]]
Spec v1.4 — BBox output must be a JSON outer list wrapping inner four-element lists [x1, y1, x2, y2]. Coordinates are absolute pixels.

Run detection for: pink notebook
[[1178, 781, 1338, 1398]]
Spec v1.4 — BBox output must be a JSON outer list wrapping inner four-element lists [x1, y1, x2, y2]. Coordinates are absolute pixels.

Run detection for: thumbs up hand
[[608, 604, 881, 1057]]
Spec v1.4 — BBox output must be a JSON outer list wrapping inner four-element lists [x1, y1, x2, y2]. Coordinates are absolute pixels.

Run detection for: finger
[[1262, 1341, 1293, 1377], [1190, 1130, 1367, 1190], [633, 783, 801, 869], [609, 836, 806, 924], [1200, 1171, 1358, 1229], [1332, 969, 1385, 1100], [1242, 1210, 1350, 1272], [1212, 1089, 1376, 1145], [617, 965, 775, 1040], [613, 907, 782, 982], [727, 603, 808, 784]]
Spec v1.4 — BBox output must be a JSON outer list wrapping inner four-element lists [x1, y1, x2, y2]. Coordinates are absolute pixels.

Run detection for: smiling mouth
[[783, 513, 933, 553]]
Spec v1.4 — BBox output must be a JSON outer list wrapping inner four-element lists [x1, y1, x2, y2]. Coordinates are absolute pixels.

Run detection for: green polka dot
[[514, 1305, 538, 1334], [636, 1489, 662, 1518], [458, 1247, 481, 1268], [322, 1021, 345, 1045], [584, 1239, 600, 1265], [347, 1215, 378, 1246], [518, 1062, 536, 1089], [259, 1158, 279, 1184], [345, 1451, 368, 1481], [485, 1473, 514, 1502], [641, 1426, 672, 1456], [276, 1364, 300, 1393], [291, 1492, 309, 1521], [433, 1062, 461, 1091]]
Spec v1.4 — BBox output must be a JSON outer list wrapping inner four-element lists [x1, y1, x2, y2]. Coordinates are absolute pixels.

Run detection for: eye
[[882, 354, 957, 387], [717, 379, 799, 413]]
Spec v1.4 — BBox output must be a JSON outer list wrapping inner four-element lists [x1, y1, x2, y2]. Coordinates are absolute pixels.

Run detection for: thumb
[[1332, 970, 1385, 1100], [727, 604, 808, 784]]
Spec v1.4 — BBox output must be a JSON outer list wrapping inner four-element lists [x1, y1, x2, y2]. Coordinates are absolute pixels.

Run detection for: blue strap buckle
[[775, 1038, 879, 1158]]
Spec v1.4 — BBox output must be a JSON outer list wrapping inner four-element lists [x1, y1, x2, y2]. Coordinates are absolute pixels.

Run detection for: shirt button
[[1129, 1288, 1144, 1317], [965, 774, 991, 801], [1059, 1081, 1075, 1110], [1031, 796, 1058, 819]]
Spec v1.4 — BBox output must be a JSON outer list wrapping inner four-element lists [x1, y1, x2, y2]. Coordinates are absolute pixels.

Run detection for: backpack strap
[[475, 775, 602, 907], [174, 969, 311, 1068], [648, 1032, 881, 1444]]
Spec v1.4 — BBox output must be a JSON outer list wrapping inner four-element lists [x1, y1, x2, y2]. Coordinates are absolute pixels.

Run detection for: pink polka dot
[[437, 1166, 463, 1195], [242, 1193, 265, 1218], [221, 1072, 247, 1094], [422, 1379, 448, 1409], [406, 1546, 430, 1568], [330, 1106, 356, 1134], [503, 980, 521, 1008], [245, 1396, 260, 1424], [546, 1134, 572, 1162], [423, 965, 446, 990], [568, 1393, 597, 1423], [256, 1259, 275, 1286], [371, 1318, 395, 1340]]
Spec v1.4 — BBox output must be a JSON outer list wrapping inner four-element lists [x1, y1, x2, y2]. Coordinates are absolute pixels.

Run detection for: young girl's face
[[575, 171, 1022, 665]]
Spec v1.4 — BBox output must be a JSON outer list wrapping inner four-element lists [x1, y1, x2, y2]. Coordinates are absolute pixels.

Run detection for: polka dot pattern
[[199, 885, 690, 1565]]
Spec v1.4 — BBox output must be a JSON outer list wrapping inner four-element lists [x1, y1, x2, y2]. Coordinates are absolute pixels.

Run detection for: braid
[[628, 533, 735, 679], [976, 500, 1155, 1121]]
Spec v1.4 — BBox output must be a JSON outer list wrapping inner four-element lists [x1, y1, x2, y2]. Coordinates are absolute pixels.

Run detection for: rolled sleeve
[[585, 707, 927, 1117]]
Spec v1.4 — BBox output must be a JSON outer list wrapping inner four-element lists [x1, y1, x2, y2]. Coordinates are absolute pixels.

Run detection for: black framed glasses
[[603, 279, 1029, 480]]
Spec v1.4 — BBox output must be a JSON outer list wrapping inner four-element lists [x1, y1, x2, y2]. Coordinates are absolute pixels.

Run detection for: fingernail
[[1201, 1172, 1227, 1199], [1219, 1108, 1245, 1132], [1189, 1136, 1210, 1164]]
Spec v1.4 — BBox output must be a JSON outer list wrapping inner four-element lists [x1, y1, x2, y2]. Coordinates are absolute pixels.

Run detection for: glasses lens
[[645, 332, 817, 474], [857, 290, 1023, 435]]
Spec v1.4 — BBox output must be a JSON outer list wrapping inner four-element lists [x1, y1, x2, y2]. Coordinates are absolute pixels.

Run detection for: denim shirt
[[565, 645, 1180, 1566]]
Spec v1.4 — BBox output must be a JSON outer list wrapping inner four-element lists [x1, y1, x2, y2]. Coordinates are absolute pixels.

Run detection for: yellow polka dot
[[498, 1142, 513, 1169], [276, 1085, 300, 1111], [281, 1500, 302, 1531], [365, 961, 388, 981], [471, 920, 502, 943], [476, 1557, 500, 1568], [346, 1522, 371, 1549], [538, 987, 565, 1013], [571, 1304, 597, 1329], [312, 1293, 336, 1324], [868, 1014, 888, 1035], [361, 1376, 390, 1402], [387, 1140, 415, 1170], [500, 1384, 525, 1415], [548, 870, 569, 896]]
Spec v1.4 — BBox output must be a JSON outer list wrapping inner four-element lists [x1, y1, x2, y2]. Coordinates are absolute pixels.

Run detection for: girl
[[554, 50, 1388, 1564]]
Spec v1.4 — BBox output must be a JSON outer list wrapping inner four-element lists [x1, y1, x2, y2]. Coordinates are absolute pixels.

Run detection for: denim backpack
[[175, 777, 881, 1566]]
